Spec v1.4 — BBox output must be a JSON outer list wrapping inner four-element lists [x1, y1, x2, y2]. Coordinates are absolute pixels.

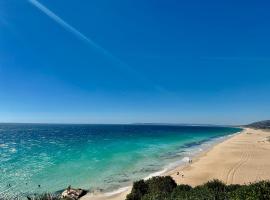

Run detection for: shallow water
[[0, 124, 241, 198]]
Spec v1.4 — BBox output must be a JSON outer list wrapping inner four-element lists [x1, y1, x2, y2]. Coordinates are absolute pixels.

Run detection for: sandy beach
[[82, 128, 270, 200]]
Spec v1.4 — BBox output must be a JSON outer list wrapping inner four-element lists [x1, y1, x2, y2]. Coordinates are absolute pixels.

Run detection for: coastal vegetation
[[126, 176, 270, 200]]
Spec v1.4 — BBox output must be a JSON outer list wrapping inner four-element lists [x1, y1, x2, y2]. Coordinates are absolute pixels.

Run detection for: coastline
[[1, 125, 239, 199], [81, 128, 245, 200], [168, 128, 270, 186]]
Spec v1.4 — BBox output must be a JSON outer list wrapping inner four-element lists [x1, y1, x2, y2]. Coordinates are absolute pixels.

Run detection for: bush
[[146, 176, 177, 195], [126, 176, 176, 200], [185, 185, 216, 200], [126, 180, 149, 200], [142, 192, 170, 200], [225, 184, 241, 193], [229, 181, 270, 200], [203, 179, 227, 200], [126, 177, 270, 200], [170, 184, 192, 199], [204, 179, 226, 192]]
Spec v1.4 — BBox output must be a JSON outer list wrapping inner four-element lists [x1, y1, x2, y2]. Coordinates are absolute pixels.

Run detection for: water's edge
[[93, 128, 244, 197]]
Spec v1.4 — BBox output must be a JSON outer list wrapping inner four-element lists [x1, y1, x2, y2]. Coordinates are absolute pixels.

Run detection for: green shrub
[[126, 180, 148, 200], [170, 184, 192, 199], [126, 177, 270, 200], [204, 179, 226, 192], [145, 176, 177, 195], [225, 184, 241, 193], [126, 176, 176, 200], [229, 181, 270, 200], [142, 192, 170, 200], [126, 191, 143, 200], [202, 179, 227, 200]]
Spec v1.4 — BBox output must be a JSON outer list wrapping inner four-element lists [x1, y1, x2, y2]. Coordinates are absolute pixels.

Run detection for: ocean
[[0, 124, 241, 198]]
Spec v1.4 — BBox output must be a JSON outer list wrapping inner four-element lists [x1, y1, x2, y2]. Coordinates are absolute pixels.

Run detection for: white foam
[[9, 148, 17, 153], [0, 144, 8, 148], [144, 168, 167, 180], [104, 186, 130, 196], [182, 156, 190, 163]]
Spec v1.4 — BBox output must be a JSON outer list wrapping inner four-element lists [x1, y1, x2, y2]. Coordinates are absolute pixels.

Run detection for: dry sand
[[82, 128, 270, 200], [169, 128, 270, 186]]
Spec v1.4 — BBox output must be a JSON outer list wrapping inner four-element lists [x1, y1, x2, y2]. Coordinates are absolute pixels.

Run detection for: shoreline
[[81, 128, 244, 200], [169, 128, 270, 186]]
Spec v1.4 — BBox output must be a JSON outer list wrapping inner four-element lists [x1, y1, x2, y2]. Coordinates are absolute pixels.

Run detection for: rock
[[61, 186, 87, 200]]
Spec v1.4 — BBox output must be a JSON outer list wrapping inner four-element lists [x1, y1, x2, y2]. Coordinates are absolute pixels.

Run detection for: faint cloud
[[28, 0, 166, 93], [28, 0, 116, 60]]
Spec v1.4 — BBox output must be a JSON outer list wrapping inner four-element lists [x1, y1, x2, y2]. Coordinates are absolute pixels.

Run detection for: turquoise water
[[0, 124, 241, 198]]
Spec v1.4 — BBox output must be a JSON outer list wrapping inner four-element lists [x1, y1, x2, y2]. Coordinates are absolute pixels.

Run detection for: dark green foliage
[[183, 185, 216, 200], [225, 184, 241, 193], [175, 184, 192, 192], [203, 179, 227, 199], [204, 179, 226, 192], [170, 185, 192, 199], [146, 176, 177, 195], [126, 176, 176, 200], [142, 192, 170, 200], [126, 180, 149, 200], [229, 181, 270, 200], [133, 180, 149, 194], [126, 176, 270, 200]]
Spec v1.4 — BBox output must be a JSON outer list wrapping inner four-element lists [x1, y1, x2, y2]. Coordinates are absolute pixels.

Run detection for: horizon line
[[0, 121, 241, 126]]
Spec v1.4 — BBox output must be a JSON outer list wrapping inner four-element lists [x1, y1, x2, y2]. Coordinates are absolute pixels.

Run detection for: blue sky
[[0, 0, 270, 124]]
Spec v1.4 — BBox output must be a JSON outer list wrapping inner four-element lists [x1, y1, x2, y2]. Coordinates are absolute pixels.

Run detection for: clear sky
[[0, 0, 270, 125]]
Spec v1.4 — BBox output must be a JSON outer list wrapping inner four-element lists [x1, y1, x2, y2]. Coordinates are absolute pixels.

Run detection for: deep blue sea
[[0, 124, 241, 198]]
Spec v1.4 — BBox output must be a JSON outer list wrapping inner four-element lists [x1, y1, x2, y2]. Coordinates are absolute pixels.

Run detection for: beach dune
[[82, 128, 270, 200]]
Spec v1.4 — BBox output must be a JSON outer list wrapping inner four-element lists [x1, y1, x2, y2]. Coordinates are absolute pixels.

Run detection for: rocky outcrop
[[61, 186, 87, 200]]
